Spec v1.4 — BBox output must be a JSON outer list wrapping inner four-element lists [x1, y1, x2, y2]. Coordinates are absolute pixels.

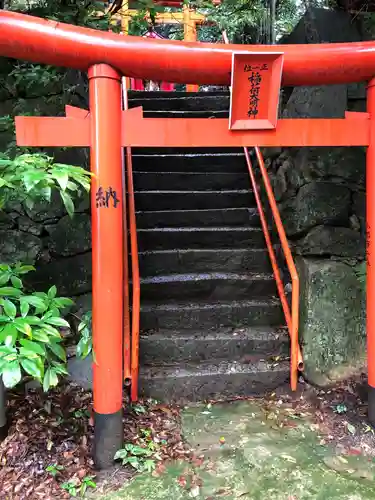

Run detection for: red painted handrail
[[122, 86, 141, 401], [244, 148, 302, 391], [2, 11, 375, 87]]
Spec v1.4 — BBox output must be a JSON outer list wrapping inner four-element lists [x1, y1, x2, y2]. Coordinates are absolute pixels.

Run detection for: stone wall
[[267, 144, 366, 385], [0, 58, 91, 306], [268, 8, 368, 386]]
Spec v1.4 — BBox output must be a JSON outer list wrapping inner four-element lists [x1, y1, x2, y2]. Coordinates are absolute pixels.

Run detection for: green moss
[[99, 401, 375, 500]]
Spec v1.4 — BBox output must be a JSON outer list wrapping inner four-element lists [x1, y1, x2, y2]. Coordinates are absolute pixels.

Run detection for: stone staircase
[[128, 91, 289, 402]]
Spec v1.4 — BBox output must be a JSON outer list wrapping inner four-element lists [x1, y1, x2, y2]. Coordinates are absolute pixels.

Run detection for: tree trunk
[[270, 0, 276, 44]]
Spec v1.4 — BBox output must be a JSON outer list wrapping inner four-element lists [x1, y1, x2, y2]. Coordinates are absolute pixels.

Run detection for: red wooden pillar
[[367, 77, 375, 425], [88, 64, 124, 468]]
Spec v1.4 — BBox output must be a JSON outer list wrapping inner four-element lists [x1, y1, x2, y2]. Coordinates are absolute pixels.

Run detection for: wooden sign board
[[229, 52, 284, 130]]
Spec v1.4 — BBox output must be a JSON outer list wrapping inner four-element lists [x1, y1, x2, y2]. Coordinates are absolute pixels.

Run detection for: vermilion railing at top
[[244, 148, 303, 391]]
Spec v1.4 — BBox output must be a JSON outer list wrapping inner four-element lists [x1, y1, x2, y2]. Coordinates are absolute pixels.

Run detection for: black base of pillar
[[369, 385, 375, 427], [0, 422, 8, 441], [94, 409, 123, 470], [0, 376, 7, 441]]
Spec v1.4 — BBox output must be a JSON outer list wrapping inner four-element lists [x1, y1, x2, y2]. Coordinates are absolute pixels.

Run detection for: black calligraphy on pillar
[[367, 223, 371, 267], [95, 186, 120, 209]]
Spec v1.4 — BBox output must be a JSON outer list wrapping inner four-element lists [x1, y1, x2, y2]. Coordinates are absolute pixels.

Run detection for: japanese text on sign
[[244, 63, 269, 72], [246, 64, 269, 119], [230, 52, 283, 130], [96, 186, 120, 209]]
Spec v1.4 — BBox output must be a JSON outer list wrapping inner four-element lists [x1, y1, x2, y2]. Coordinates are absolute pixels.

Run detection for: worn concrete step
[[139, 358, 289, 402], [139, 327, 289, 365], [128, 90, 229, 100], [138, 248, 272, 276], [133, 171, 249, 191], [136, 208, 260, 229], [140, 299, 283, 331], [128, 94, 230, 112], [138, 273, 276, 303], [134, 190, 254, 211], [131, 153, 246, 172], [140, 298, 283, 331], [131, 147, 243, 156], [137, 227, 265, 251]]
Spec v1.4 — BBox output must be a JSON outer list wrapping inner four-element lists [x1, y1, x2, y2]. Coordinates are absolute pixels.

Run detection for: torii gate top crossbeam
[[2, 10, 375, 87]]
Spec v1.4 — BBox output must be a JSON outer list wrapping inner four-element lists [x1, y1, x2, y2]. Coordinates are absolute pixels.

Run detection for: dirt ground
[[0, 373, 374, 499]]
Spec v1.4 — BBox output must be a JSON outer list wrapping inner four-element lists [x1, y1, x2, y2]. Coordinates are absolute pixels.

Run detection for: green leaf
[[52, 170, 69, 191], [1, 323, 18, 346], [0, 287, 22, 297], [3, 299, 16, 319], [51, 361, 68, 375], [16, 265, 35, 275], [114, 449, 128, 460], [43, 367, 59, 392], [19, 339, 45, 356], [32, 330, 50, 342], [21, 357, 44, 380], [76, 337, 92, 359], [22, 296, 47, 311], [40, 324, 61, 338], [13, 318, 32, 336], [22, 315, 42, 325], [20, 298, 30, 317], [0, 272, 11, 285], [45, 317, 70, 328], [23, 170, 46, 192], [60, 190, 75, 218], [347, 423, 356, 435], [0, 345, 17, 360], [10, 276, 23, 289], [2, 360, 22, 388], [24, 197, 34, 211], [52, 297, 74, 309], [48, 285, 57, 299], [48, 342, 66, 362]]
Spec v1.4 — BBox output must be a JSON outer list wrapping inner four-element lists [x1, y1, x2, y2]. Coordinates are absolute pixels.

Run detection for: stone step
[[138, 273, 277, 303], [128, 94, 230, 111], [137, 227, 265, 251], [128, 90, 229, 100], [133, 171, 249, 191], [140, 297, 285, 332], [131, 153, 246, 172], [136, 207, 260, 229], [139, 327, 289, 365], [139, 358, 289, 402], [131, 147, 243, 155], [138, 248, 271, 276], [140, 300, 283, 331], [134, 190, 255, 211]]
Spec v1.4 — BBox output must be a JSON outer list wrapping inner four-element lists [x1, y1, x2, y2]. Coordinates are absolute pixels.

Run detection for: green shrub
[[0, 264, 74, 390]]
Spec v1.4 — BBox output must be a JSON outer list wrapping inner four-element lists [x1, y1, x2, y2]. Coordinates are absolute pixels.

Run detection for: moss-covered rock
[[297, 257, 366, 386], [280, 181, 351, 236], [294, 225, 364, 258], [0, 230, 41, 264]]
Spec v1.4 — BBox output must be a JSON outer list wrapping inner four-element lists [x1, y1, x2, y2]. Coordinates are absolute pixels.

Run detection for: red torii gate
[[1, 10, 375, 469]]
